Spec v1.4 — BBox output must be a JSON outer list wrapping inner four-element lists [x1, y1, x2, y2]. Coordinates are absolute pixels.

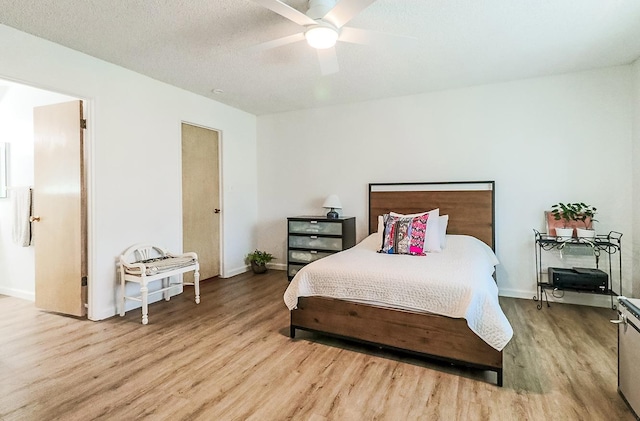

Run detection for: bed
[[284, 181, 512, 386]]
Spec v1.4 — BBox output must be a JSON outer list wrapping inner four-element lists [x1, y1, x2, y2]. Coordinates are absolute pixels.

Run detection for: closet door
[[33, 100, 86, 316], [182, 123, 220, 281]]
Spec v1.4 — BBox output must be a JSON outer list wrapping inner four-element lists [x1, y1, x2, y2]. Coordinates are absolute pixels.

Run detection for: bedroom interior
[[0, 0, 640, 418]]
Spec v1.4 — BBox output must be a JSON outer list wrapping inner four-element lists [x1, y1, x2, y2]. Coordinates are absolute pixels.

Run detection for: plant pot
[[576, 228, 595, 239], [555, 227, 574, 240], [251, 261, 267, 274]]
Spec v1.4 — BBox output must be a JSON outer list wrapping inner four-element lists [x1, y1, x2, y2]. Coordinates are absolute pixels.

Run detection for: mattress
[[284, 233, 513, 351]]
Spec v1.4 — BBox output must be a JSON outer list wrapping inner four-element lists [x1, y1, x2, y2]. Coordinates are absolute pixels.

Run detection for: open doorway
[[0, 78, 87, 315]]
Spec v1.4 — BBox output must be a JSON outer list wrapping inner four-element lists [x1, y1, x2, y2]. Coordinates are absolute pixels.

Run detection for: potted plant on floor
[[246, 249, 275, 274]]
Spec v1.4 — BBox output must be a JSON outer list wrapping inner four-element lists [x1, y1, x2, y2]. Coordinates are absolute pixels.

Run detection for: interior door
[[33, 100, 86, 316], [182, 123, 220, 281]]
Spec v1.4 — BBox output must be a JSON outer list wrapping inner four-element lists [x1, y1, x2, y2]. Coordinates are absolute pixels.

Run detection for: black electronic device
[[548, 267, 608, 293]]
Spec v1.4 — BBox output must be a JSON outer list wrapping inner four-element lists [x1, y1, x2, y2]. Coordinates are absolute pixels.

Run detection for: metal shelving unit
[[533, 229, 622, 310]]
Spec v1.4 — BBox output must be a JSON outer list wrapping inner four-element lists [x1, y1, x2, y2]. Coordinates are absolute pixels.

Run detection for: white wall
[[0, 82, 75, 300], [257, 66, 634, 305], [633, 58, 640, 298], [0, 24, 258, 320]]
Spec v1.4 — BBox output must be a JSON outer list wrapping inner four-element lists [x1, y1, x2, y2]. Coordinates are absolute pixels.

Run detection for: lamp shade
[[322, 194, 342, 210]]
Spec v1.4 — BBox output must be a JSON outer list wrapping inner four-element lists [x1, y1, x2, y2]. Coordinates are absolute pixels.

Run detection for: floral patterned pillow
[[379, 213, 429, 255]]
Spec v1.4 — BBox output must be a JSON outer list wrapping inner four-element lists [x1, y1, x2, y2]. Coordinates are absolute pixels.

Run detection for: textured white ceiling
[[1, 0, 640, 115]]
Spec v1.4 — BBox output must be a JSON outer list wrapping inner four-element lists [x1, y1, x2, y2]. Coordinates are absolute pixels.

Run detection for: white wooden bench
[[118, 244, 200, 324]]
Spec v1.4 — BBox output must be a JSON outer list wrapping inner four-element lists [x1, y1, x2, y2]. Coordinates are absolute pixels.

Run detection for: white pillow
[[390, 208, 441, 252], [439, 215, 449, 249], [377, 215, 385, 234]]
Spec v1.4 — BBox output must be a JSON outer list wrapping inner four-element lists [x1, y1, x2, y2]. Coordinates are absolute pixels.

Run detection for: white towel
[[12, 187, 32, 247]]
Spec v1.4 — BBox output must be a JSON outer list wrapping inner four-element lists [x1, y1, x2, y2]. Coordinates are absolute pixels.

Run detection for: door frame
[[84, 98, 96, 320], [0, 75, 96, 319], [180, 121, 224, 278]]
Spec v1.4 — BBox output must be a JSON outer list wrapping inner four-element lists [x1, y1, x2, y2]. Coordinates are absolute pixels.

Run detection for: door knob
[[214, 209, 221, 214], [29, 216, 41, 222]]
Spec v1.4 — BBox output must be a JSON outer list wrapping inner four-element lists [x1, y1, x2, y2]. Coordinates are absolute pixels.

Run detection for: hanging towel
[[12, 187, 32, 247]]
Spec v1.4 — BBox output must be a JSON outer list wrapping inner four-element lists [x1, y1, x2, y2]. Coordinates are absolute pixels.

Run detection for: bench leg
[[119, 271, 126, 317], [163, 277, 170, 301], [141, 285, 149, 325], [194, 268, 200, 304]]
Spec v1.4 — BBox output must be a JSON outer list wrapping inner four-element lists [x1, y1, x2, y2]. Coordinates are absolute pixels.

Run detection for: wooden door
[[182, 123, 220, 281], [33, 100, 86, 316]]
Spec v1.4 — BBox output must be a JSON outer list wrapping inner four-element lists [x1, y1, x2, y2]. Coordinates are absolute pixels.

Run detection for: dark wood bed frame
[[289, 181, 503, 386]]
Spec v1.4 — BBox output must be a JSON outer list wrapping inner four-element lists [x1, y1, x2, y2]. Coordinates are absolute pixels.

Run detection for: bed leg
[[496, 369, 503, 387], [290, 325, 296, 338]]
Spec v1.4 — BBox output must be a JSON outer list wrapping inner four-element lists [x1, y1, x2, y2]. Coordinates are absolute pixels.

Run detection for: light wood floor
[[0, 271, 635, 420]]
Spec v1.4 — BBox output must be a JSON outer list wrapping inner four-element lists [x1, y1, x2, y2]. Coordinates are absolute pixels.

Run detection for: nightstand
[[287, 216, 356, 280]]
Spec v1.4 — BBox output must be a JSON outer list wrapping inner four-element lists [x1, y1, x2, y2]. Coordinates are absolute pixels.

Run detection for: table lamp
[[322, 194, 342, 219]]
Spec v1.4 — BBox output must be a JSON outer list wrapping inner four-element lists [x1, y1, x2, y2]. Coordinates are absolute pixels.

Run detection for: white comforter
[[284, 233, 513, 351]]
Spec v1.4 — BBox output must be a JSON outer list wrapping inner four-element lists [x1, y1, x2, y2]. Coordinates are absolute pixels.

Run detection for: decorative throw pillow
[[439, 215, 449, 249], [379, 213, 429, 255], [390, 208, 441, 252]]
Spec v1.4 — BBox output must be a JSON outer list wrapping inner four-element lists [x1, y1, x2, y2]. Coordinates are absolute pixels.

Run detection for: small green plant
[[551, 202, 597, 228], [246, 250, 275, 265]]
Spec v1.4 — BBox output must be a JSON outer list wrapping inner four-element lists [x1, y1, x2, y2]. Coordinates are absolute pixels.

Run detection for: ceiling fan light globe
[[305, 26, 339, 49]]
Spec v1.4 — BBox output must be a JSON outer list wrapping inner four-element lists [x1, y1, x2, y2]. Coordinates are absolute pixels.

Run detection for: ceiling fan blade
[[339, 27, 417, 46], [323, 0, 376, 28], [247, 32, 305, 53], [253, 0, 317, 26], [317, 47, 339, 75]]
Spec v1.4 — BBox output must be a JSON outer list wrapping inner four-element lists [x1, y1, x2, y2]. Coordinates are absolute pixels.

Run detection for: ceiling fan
[[251, 0, 404, 75]]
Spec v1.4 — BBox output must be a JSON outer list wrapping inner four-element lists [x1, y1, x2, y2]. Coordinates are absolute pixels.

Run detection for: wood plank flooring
[[0, 271, 635, 420]]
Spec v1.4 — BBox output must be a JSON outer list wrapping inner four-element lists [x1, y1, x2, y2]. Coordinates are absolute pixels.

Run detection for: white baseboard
[[222, 263, 285, 278], [223, 265, 250, 278], [0, 287, 35, 302], [498, 288, 536, 300], [499, 287, 616, 309], [267, 262, 286, 271], [89, 307, 116, 321]]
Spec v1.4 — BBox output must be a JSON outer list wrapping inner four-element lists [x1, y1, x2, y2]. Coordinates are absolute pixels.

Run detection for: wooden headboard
[[369, 181, 495, 250]]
